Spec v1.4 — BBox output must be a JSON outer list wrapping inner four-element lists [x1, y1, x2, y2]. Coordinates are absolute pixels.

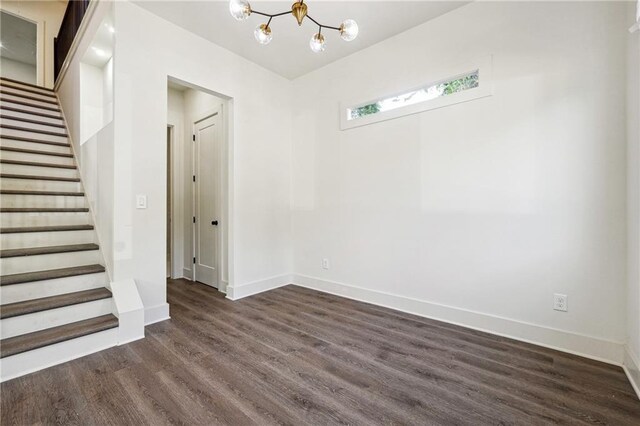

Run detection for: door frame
[[191, 105, 225, 288], [166, 125, 174, 278], [166, 122, 184, 279]]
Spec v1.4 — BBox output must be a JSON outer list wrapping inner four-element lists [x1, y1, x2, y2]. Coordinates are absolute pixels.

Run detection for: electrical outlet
[[553, 294, 568, 312], [322, 258, 330, 270]]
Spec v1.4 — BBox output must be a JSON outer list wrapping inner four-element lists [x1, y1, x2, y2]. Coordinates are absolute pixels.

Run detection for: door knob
[[211, 220, 219, 226]]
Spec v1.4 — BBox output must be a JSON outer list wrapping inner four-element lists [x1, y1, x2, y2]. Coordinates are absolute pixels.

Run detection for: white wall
[[79, 123, 115, 276], [103, 57, 113, 124], [57, 2, 116, 280], [79, 62, 104, 143], [112, 1, 292, 321], [58, 3, 111, 157], [626, 0, 640, 391], [0, 1, 66, 88], [291, 1, 629, 363], [0, 57, 36, 84]]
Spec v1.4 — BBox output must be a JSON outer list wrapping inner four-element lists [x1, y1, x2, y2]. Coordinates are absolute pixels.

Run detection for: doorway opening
[[166, 78, 230, 293], [0, 11, 37, 85], [167, 125, 173, 278]]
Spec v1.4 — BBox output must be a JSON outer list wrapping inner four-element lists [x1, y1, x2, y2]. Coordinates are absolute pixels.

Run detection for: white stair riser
[[0, 128, 68, 144], [1, 230, 96, 249], [0, 138, 71, 154], [0, 327, 118, 382], [0, 272, 108, 304], [1, 194, 86, 208], [0, 211, 89, 227], [0, 250, 100, 275], [0, 86, 57, 102], [0, 93, 59, 110], [0, 110, 63, 125], [0, 101, 61, 117], [0, 163, 78, 179], [0, 118, 66, 134], [0, 297, 113, 339], [0, 178, 81, 192], [0, 150, 75, 166]]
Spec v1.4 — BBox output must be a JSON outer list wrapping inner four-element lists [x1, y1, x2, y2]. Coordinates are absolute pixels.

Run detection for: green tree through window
[[350, 103, 381, 120], [439, 73, 479, 95]]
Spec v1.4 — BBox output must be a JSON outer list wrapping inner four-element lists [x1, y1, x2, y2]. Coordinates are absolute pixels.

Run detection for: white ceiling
[[0, 10, 37, 65], [134, 1, 469, 79]]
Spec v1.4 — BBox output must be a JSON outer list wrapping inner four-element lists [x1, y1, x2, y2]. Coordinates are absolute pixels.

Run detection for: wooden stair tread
[[0, 114, 66, 128], [0, 124, 68, 137], [0, 243, 98, 259], [0, 135, 69, 147], [0, 159, 77, 169], [0, 224, 94, 234], [0, 83, 57, 98], [0, 189, 84, 196], [0, 90, 59, 105], [0, 264, 105, 286], [0, 208, 89, 213], [0, 173, 79, 182], [0, 77, 54, 93], [0, 146, 72, 158], [0, 106, 62, 120], [0, 98, 61, 112], [0, 314, 118, 358], [0, 288, 111, 319]]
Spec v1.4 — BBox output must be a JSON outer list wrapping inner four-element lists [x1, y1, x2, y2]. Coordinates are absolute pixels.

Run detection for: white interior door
[[193, 113, 221, 288]]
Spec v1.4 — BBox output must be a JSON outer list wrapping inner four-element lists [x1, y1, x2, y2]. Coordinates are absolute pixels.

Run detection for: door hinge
[[193, 175, 196, 182], [192, 135, 195, 141], [193, 216, 196, 223], [193, 257, 196, 263]]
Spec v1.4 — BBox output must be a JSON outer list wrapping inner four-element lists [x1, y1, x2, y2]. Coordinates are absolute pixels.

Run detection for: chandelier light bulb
[[254, 24, 273, 45], [309, 33, 326, 53], [339, 19, 358, 41], [229, 0, 251, 21]]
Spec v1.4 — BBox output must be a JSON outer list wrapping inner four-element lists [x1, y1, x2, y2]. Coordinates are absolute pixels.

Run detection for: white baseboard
[[182, 268, 193, 280], [144, 303, 170, 325], [623, 345, 640, 399], [226, 274, 292, 301], [292, 274, 625, 366], [219, 280, 228, 294]]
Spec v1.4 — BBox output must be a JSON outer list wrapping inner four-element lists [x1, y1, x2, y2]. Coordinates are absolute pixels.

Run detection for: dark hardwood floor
[[2, 278, 639, 425]]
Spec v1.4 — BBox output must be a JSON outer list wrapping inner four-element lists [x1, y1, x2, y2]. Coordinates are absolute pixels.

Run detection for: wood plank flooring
[[2, 278, 639, 425]]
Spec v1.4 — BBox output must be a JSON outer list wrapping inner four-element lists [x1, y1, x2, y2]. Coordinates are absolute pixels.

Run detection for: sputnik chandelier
[[229, 0, 359, 52]]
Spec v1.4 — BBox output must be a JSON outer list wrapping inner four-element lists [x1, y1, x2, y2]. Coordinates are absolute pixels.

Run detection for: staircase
[[0, 77, 118, 380]]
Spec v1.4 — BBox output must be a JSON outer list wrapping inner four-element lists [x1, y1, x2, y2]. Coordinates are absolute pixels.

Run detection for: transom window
[[347, 70, 479, 121]]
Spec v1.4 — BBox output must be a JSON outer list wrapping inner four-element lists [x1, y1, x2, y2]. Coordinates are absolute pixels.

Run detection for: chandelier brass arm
[[229, 0, 359, 52]]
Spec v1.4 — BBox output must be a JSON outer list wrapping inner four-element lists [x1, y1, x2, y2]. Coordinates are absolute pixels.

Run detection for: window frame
[[339, 56, 493, 130]]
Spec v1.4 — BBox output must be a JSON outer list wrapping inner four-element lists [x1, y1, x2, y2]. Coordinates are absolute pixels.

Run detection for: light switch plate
[[136, 195, 147, 209]]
